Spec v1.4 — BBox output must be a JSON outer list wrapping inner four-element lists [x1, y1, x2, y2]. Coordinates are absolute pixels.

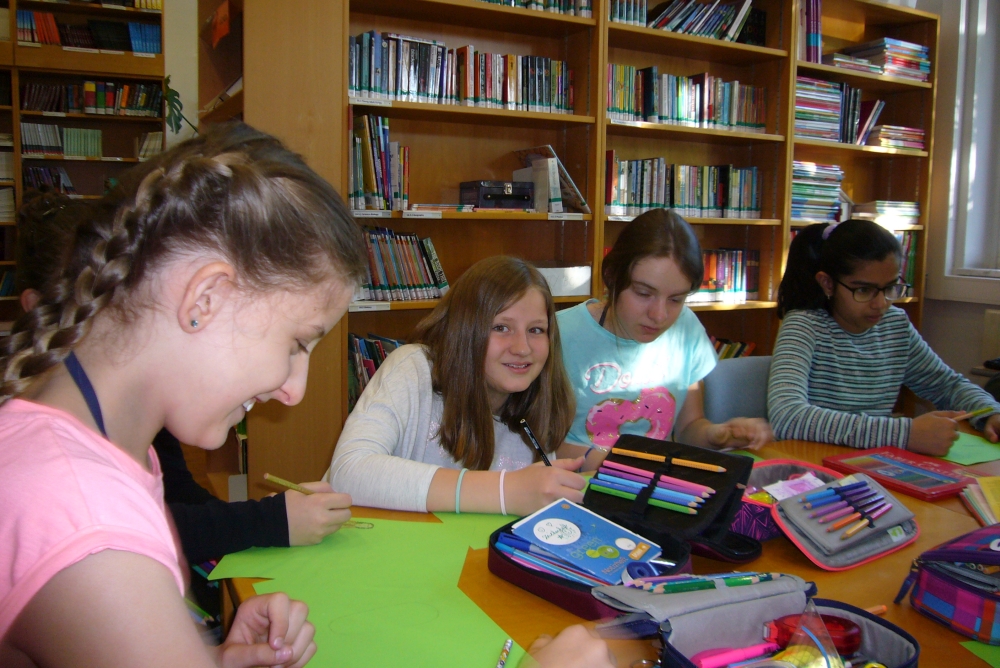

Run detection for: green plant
[[165, 75, 198, 135]]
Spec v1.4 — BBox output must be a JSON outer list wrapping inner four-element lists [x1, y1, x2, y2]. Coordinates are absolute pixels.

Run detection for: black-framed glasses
[[835, 279, 910, 303]]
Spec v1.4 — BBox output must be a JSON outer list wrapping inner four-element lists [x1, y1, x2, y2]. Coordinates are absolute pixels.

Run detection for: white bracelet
[[499, 469, 508, 516]]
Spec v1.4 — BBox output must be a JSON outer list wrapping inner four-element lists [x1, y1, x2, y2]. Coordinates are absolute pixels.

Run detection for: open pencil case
[[773, 473, 919, 570], [591, 575, 920, 668], [731, 459, 844, 542], [896, 523, 1000, 644]]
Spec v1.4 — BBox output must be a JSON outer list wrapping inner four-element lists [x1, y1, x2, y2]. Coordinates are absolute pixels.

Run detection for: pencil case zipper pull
[[895, 559, 921, 604]]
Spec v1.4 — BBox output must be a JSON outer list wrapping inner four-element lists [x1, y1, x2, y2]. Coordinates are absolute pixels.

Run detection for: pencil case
[[773, 474, 919, 571], [591, 576, 920, 668], [730, 459, 844, 542], [581, 435, 762, 564], [896, 523, 1000, 644]]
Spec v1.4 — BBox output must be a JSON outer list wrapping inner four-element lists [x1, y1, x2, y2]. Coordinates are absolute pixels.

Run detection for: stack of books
[[357, 227, 450, 303], [609, 0, 647, 25], [604, 153, 760, 219], [62, 128, 103, 158], [866, 125, 925, 151], [348, 32, 574, 114], [347, 332, 405, 412], [710, 336, 757, 359], [20, 123, 101, 157], [137, 131, 163, 160], [791, 160, 843, 223], [644, 0, 756, 42], [794, 76, 841, 142], [894, 231, 917, 290], [17, 13, 161, 53], [801, 0, 823, 63], [21, 81, 163, 118], [841, 37, 931, 82], [479, 0, 592, 17], [0, 187, 14, 222], [350, 114, 409, 212], [821, 53, 882, 75], [961, 478, 1000, 527], [23, 166, 76, 194], [688, 248, 759, 304], [607, 66, 766, 132], [852, 200, 919, 228]]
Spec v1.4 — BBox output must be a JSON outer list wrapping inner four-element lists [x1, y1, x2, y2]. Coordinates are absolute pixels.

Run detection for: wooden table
[[229, 441, 991, 667]]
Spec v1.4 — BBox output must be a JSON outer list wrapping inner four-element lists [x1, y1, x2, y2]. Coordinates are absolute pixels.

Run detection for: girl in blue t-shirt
[[556, 209, 773, 462]]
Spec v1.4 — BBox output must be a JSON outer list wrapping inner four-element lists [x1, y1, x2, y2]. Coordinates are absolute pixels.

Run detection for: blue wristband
[[455, 468, 468, 514]]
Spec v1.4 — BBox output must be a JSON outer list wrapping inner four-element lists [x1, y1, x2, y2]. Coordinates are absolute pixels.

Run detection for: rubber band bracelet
[[456, 468, 468, 514], [499, 469, 508, 516]]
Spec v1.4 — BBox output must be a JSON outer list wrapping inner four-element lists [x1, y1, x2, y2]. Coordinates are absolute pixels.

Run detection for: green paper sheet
[[728, 449, 765, 462], [961, 640, 1000, 667], [943, 432, 1000, 466], [211, 512, 522, 667]]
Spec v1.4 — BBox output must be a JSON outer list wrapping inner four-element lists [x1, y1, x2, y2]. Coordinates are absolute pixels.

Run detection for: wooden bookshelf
[[215, 0, 940, 493]]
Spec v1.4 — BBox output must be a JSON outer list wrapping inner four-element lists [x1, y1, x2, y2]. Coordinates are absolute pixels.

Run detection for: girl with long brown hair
[[327, 255, 587, 515]]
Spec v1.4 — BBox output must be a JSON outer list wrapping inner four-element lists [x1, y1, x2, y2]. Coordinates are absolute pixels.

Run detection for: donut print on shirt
[[585, 386, 677, 448]]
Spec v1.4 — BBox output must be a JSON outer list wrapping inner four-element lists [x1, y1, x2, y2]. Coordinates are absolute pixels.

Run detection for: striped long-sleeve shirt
[[767, 307, 1000, 448]]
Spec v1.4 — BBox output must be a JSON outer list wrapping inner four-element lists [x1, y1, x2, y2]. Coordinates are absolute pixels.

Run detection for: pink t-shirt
[[0, 399, 184, 639]]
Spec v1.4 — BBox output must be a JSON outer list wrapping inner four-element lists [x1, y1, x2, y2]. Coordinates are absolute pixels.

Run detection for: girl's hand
[[285, 482, 353, 546], [706, 418, 773, 451], [505, 457, 587, 515], [520, 625, 615, 668], [908, 411, 962, 456], [984, 414, 1000, 443], [219, 592, 316, 668]]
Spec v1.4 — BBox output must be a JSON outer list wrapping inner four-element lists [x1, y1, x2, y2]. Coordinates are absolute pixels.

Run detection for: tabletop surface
[[230, 439, 994, 667]]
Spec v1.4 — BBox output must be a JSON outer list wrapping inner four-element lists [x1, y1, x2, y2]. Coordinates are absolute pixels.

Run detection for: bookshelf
[[0, 0, 164, 327], [208, 0, 939, 496]]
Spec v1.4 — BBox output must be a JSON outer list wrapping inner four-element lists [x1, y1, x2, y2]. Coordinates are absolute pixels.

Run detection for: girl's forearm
[[426, 467, 503, 513]]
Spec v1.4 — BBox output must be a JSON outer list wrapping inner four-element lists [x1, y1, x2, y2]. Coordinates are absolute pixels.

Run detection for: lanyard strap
[[64, 351, 108, 438]]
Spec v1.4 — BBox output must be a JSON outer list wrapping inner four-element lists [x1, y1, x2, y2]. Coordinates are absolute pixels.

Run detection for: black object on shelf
[[459, 180, 534, 210]]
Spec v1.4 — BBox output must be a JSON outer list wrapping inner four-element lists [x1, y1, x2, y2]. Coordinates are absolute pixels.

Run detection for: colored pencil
[[800, 480, 867, 502], [826, 500, 887, 532], [496, 639, 513, 668], [955, 406, 994, 421], [598, 466, 710, 498], [841, 503, 893, 539], [263, 473, 373, 529], [595, 472, 705, 505], [610, 447, 727, 473], [588, 481, 698, 514], [601, 459, 716, 495]]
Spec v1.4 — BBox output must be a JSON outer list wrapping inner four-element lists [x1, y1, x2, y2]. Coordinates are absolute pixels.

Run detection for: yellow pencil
[[954, 407, 994, 421], [263, 473, 373, 529], [610, 448, 727, 473]]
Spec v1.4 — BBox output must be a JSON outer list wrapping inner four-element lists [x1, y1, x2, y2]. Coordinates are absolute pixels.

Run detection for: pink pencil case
[[730, 459, 844, 542]]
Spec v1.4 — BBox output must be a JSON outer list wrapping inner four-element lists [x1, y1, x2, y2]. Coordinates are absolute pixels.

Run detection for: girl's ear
[[815, 271, 834, 298], [178, 261, 237, 333]]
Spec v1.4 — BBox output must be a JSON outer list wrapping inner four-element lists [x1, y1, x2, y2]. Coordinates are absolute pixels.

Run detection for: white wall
[[163, 0, 199, 146]]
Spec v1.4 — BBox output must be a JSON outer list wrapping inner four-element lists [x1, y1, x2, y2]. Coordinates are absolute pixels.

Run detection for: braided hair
[[0, 123, 367, 404]]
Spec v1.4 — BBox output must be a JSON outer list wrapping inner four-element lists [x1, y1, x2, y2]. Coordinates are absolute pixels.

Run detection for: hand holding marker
[[263, 473, 373, 529]]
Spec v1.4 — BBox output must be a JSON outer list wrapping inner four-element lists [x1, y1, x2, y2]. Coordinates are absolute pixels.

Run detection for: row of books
[[852, 200, 920, 228], [349, 32, 575, 114], [867, 125, 925, 151], [960, 478, 1000, 527], [841, 37, 931, 82], [17, 12, 161, 53], [794, 76, 884, 145], [350, 114, 409, 212], [358, 227, 450, 303], [643, 0, 758, 43], [21, 81, 163, 118], [347, 332, 406, 412], [0, 188, 13, 222], [0, 153, 12, 181], [709, 336, 757, 359], [23, 165, 77, 194], [791, 160, 843, 223], [605, 154, 761, 219], [137, 131, 163, 160], [0, 270, 15, 297], [93, 0, 163, 9], [822, 53, 881, 75], [607, 66, 766, 132], [477, 0, 593, 17], [21, 123, 102, 157], [688, 248, 761, 303], [799, 0, 823, 63], [895, 230, 917, 290]]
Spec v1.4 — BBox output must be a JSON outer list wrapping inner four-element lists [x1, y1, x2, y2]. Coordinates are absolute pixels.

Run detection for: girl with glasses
[[769, 219, 1000, 454]]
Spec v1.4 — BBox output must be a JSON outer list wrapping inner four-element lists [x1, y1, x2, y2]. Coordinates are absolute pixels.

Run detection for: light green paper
[[961, 640, 1000, 667], [943, 432, 1000, 466], [728, 449, 765, 462], [211, 512, 523, 667]]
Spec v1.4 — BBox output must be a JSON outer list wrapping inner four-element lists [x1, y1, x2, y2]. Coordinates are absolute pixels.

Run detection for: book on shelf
[[608, 0, 647, 26], [644, 0, 755, 43], [688, 248, 758, 304], [0, 153, 13, 181], [607, 65, 767, 133], [791, 160, 843, 223], [22, 81, 162, 118], [513, 146, 590, 214], [735, 7, 765, 46], [17, 12, 161, 53], [137, 131, 163, 160], [357, 227, 450, 303], [20, 123, 102, 158], [95, 1, 164, 9], [709, 336, 757, 359], [851, 200, 919, 228], [866, 125, 925, 151], [350, 113, 409, 212], [23, 166, 77, 195], [840, 37, 931, 82], [347, 332, 406, 412], [201, 76, 242, 116], [479, 0, 593, 18], [514, 158, 562, 213], [821, 53, 882, 75], [800, 0, 822, 63], [605, 153, 760, 219], [0, 188, 14, 221], [895, 230, 917, 290], [0, 270, 16, 297], [348, 31, 574, 114], [408, 204, 477, 212]]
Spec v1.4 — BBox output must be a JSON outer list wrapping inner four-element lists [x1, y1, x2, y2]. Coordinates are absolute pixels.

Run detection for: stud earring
[[191, 319, 199, 328]]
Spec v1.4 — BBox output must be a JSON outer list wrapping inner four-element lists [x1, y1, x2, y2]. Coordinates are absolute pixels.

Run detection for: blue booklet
[[511, 498, 661, 585]]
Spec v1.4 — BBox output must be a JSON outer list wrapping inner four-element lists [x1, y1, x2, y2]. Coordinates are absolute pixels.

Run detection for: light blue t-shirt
[[556, 300, 718, 448]]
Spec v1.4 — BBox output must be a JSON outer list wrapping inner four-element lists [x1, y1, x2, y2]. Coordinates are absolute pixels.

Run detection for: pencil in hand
[[263, 473, 373, 529], [954, 406, 994, 421], [519, 419, 552, 466]]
